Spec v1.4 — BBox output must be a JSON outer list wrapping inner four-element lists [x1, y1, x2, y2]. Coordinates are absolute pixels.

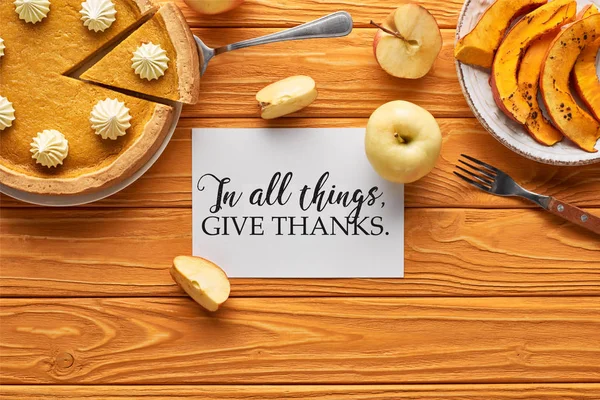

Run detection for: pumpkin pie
[[0, 0, 198, 196], [81, 3, 200, 104]]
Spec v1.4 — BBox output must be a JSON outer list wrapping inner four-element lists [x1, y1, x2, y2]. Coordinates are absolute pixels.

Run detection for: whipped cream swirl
[[90, 98, 132, 140], [14, 0, 51, 24], [80, 0, 117, 32], [0, 96, 15, 131], [30, 130, 69, 168], [0, 37, 5, 58], [131, 42, 170, 81]]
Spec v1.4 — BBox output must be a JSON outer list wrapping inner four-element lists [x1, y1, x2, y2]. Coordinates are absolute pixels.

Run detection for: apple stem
[[394, 133, 406, 144], [370, 20, 410, 43]]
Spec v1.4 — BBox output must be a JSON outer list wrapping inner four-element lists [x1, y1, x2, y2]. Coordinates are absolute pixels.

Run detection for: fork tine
[[453, 171, 491, 193], [456, 165, 494, 186], [458, 159, 496, 180], [460, 154, 501, 174]]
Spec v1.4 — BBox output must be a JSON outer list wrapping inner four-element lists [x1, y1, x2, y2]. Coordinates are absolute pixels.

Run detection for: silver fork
[[194, 11, 353, 76], [454, 154, 600, 234]]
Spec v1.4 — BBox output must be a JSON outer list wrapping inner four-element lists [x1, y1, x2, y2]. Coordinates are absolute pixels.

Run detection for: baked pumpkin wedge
[[576, 3, 599, 19], [572, 6, 600, 122], [81, 3, 200, 104], [540, 14, 600, 153], [455, 0, 546, 68], [490, 0, 577, 124], [517, 34, 563, 146]]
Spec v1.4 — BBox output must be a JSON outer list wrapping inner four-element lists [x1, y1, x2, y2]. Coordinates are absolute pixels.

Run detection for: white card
[[192, 128, 404, 278]]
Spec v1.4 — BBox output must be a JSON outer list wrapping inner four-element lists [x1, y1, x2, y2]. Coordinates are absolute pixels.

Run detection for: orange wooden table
[[1, 1, 600, 398]]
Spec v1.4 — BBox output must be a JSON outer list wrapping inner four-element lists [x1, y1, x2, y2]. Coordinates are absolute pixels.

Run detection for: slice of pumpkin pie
[[81, 2, 200, 104]]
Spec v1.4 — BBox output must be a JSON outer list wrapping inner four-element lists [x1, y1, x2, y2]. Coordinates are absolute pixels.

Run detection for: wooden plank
[[2, 384, 600, 399], [158, 0, 463, 29], [1, 207, 598, 297], [185, 28, 469, 118], [1, 297, 599, 384], [2, 119, 598, 208]]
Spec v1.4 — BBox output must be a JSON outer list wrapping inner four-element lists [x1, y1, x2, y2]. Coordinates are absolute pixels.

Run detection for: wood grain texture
[[157, 0, 464, 29], [185, 28, 469, 118], [3, 384, 600, 399], [547, 198, 600, 235], [1, 297, 599, 384], [2, 119, 598, 208], [1, 207, 598, 297]]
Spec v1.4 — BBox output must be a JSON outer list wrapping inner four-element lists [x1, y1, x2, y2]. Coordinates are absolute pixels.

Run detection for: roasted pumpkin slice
[[491, 0, 577, 124], [517, 34, 563, 146], [576, 3, 599, 19], [540, 14, 600, 153], [573, 6, 600, 122], [455, 0, 546, 68]]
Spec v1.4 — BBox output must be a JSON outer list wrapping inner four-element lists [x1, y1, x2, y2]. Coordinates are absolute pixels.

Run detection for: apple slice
[[371, 3, 442, 79], [256, 75, 318, 120], [170, 256, 231, 312], [365, 100, 442, 183], [183, 0, 244, 15]]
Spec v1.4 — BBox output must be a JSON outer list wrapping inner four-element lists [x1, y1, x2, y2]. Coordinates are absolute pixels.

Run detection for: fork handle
[[547, 198, 600, 234]]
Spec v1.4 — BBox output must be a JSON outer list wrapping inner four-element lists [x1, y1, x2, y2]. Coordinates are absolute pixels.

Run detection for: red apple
[[372, 4, 442, 79], [183, 0, 245, 15]]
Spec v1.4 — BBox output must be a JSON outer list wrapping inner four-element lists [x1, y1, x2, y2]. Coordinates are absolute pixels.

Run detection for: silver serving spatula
[[194, 11, 353, 76]]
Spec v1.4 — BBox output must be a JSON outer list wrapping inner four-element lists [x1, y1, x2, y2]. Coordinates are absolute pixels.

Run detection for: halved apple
[[491, 0, 577, 124], [540, 14, 600, 152], [517, 34, 563, 146], [183, 0, 244, 15], [372, 3, 442, 79], [170, 256, 231, 312], [573, 6, 600, 122], [454, 0, 546, 68], [256, 75, 318, 119]]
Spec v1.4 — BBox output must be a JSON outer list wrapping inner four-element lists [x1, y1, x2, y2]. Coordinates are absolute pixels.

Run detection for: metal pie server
[[194, 11, 353, 76]]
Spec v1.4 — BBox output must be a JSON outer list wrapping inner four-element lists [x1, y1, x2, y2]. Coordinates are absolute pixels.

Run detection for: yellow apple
[[170, 256, 231, 312], [256, 75, 318, 119], [365, 101, 442, 183], [183, 0, 245, 15], [372, 3, 442, 79]]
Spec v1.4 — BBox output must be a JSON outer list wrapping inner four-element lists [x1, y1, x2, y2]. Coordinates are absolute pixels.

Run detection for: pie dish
[[0, 0, 199, 195]]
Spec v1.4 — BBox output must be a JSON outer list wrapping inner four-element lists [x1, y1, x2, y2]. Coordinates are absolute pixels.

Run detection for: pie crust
[[0, 1, 197, 196]]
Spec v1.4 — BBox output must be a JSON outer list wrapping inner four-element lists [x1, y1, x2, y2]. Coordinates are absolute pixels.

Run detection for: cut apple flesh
[[256, 75, 318, 119], [373, 3, 442, 79], [170, 256, 231, 312], [540, 14, 600, 153], [517, 34, 563, 146], [455, 0, 546, 68], [491, 0, 577, 124], [573, 6, 600, 122]]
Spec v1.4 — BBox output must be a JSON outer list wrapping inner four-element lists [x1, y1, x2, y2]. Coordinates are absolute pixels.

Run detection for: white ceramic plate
[[456, 0, 600, 165], [0, 102, 182, 206]]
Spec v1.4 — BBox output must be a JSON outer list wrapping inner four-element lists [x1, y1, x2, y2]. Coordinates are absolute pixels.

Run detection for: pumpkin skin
[[490, 0, 577, 124], [517, 34, 563, 146], [572, 5, 600, 122], [454, 0, 546, 68], [576, 3, 599, 19], [540, 14, 600, 153]]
